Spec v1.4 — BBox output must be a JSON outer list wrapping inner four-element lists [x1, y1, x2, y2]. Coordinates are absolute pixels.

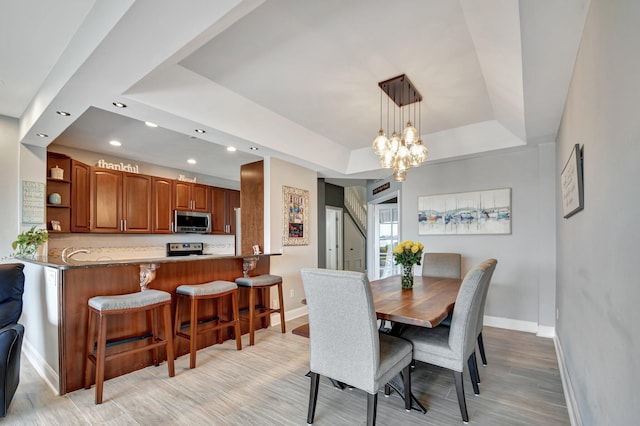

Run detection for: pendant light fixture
[[372, 74, 428, 181]]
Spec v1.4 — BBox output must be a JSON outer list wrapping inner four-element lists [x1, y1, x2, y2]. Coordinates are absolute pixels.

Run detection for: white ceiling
[[1, 0, 590, 182]]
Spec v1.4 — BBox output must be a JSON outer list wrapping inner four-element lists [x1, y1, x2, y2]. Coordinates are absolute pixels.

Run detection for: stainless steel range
[[166, 242, 204, 256]]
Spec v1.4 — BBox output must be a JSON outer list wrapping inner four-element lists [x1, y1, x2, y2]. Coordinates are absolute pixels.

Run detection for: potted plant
[[11, 226, 49, 257]]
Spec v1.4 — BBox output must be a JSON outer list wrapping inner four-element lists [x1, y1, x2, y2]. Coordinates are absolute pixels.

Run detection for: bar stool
[[84, 289, 175, 404], [174, 280, 242, 369], [235, 274, 285, 346]]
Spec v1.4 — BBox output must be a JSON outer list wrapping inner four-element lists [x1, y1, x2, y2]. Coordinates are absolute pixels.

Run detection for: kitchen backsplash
[[47, 233, 235, 261]]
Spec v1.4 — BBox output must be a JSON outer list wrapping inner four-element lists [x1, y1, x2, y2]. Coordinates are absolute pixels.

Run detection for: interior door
[[344, 213, 365, 272], [373, 203, 399, 279], [325, 206, 343, 270]]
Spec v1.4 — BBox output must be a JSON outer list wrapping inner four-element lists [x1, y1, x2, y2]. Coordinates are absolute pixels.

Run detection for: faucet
[[61, 248, 90, 263]]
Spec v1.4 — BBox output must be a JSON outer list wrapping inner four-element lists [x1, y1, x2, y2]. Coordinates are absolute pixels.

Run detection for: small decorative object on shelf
[[50, 165, 64, 180], [393, 239, 424, 289], [50, 220, 62, 231], [48, 192, 62, 205]]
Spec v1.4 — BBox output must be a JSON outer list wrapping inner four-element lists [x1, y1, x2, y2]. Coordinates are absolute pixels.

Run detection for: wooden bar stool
[[174, 280, 242, 369], [84, 289, 175, 404], [235, 274, 285, 346]]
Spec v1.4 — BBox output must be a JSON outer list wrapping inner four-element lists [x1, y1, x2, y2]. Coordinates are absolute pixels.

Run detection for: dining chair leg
[[477, 332, 488, 366], [307, 372, 320, 424], [402, 364, 411, 412], [366, 392, 377, 426], [468, 354, 480, 395], [473, 351, 481, 383], [453, 371, 469, 423]]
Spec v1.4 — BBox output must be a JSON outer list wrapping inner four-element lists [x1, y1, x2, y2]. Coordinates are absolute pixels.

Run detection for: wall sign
[[96, 159, 140, 173], [22, 180, 45, 224], [561, 144, 584, 218], [283, 186, 309, 246], [177, 174, 197, 183], [372, 182, 390, 195]]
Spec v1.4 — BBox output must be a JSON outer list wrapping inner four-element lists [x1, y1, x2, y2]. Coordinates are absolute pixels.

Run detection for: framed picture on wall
[[418, 188, 512, 235], [283, 185, 309, 246], [561, 144, 584, 218]]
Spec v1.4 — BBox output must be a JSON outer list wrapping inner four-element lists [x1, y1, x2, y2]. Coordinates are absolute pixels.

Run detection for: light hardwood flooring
[[3, 317, 569, 425]]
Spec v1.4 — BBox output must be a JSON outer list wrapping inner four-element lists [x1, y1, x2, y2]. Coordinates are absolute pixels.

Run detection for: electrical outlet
[[556, 308, 559, 320], [290, 289, 295, 298]]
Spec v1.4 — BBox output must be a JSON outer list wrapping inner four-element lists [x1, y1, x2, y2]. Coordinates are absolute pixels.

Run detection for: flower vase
[[401, 264, 414, 289]]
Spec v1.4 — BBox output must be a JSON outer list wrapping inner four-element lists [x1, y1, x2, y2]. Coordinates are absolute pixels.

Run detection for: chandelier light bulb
[[372, 129, 390, 155], [402, 121, 418, 146], [393, 169, 407, 182], [389, 132, 401, 153], [380, 151, 395, 168]]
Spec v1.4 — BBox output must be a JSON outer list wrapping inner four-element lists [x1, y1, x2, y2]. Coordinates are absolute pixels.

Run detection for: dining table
[[369, 274, 463, 412]]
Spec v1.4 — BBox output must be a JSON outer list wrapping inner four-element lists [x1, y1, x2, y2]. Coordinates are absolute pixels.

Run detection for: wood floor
[[4, 317, 569, 425]]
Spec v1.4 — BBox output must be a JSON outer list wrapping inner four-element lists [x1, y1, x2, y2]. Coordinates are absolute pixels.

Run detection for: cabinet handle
[[123, 220, 127, 232]]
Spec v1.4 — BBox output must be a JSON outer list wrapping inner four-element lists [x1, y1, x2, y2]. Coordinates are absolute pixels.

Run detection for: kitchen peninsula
[[20, 252, 277, 395]]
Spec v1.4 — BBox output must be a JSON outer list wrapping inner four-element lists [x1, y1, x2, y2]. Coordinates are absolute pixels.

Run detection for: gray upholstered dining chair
[[402, 259, 497, 423], [421, 252, 462, 279], [474, 259, 497, 369], [300, 268, 413, 426]]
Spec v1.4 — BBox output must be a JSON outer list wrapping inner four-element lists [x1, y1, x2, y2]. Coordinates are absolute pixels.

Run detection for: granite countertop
[[18, 253, 279, 270]]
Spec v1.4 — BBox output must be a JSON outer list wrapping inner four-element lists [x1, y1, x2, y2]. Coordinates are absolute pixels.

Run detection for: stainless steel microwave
[[173, 210, 211, 233]]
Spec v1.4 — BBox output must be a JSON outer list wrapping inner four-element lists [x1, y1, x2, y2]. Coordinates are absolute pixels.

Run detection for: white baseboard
[[536, 325, 556, 338], [22, 339, 60, 395], [483, 315, 555, 338], [270, 305, 308, 327], [554, 335, 583, 426]]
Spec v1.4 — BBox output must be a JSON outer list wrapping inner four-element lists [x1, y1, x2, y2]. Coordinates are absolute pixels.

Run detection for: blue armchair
[[0, 263, 25, 417]]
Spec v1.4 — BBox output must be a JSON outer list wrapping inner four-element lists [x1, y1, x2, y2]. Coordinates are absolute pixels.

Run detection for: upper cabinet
[[90, 168, 152, 233], [211, 187, 240, 234], [173, 181, 210, 212], [70, 160, 91, 232], [152, 177, 173, 233]]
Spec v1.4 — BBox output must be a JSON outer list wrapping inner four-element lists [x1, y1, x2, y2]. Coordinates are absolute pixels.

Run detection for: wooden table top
[[370, 275, 462, 328]]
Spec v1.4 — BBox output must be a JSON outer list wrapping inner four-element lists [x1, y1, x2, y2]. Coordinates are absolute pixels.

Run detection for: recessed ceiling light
[[109, 140, 122, 147], [145, 121, 158, 128], [194, 129, 205, 134], [112, 102, 127, 108], [56, 111, 71, 116], [187, 158, 197, 164], [36, 133, 48, 138], [226, 146, 237, 152], [249, 146, 259, 150]]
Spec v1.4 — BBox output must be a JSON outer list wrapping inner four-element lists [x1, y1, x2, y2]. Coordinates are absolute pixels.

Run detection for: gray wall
[[556, 1, 640, 424], [400, 144, 557, 328]]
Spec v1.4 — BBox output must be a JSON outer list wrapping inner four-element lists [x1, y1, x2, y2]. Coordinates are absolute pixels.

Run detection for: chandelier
[[372, 74, 428, 182]]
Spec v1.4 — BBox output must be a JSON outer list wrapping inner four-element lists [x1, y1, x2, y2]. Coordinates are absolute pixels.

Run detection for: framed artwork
[[21, 180, 45, 225], [283, 186, 309, 246], [561, 144, 584, 218], [418, 188, 511, 235]]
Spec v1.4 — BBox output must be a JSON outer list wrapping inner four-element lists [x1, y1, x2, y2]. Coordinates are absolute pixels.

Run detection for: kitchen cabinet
[[152, 177, 173, 233], [173, 181, 210, 212], [91, 168, 152, 233], [211, 187, 240, 234], [70, 160, 90, 232]]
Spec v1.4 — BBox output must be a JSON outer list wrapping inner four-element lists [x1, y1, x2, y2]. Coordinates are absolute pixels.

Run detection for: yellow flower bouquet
[[392, 240, 424, 288]]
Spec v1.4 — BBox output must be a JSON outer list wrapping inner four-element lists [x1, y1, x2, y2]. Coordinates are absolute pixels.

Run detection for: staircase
[[344, 186, 367, 235]]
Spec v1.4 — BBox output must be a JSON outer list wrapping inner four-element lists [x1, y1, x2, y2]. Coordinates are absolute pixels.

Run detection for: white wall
[[400, 144, 557, 330], [556, 1, 640, 424], [0, 115, 21, 258], [265, 157, 317, 317]]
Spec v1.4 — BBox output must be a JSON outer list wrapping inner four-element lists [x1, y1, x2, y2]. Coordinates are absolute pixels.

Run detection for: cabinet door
[[70, 160, 90, 232], [153, 177, 173, 233], [210, 187, 227, 234], [227, 189, 240, 235], [123, 173, 152, 233], [192, 184, 210, 212], [91, 168, 123, 233], [173, 181, 192, 210]]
